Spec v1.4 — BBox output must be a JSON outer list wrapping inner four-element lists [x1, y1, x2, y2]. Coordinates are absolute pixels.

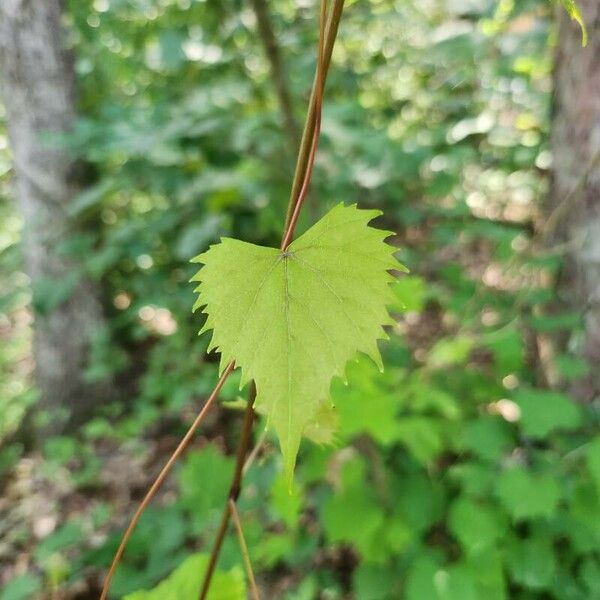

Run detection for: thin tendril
[[230, 499, 261, 600], [99, 361, 235, 600]]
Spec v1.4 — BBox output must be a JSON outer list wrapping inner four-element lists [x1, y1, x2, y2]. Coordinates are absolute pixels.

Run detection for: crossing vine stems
[[99, 1, 344, 598], [99, 362, 235, 600]]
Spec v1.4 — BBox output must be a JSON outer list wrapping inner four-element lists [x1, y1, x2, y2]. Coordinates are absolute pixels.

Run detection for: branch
[[250, 0, 300, 151], [99, 361, 235, 600]]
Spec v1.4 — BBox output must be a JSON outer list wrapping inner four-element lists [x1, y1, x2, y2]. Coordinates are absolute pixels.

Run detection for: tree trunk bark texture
[[0, 0, 111, 436], [551, 0, 600, 400]]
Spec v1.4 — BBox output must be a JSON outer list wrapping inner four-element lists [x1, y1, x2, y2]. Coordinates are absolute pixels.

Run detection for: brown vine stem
[[283, 0, 346, 234], [101, 1, 343, 597], [281, 0, 327, 250], [99, 360, 235, 600], [199, 383, 256, 599], [200, 0, 342, 596], [229, 498, 261, 600]]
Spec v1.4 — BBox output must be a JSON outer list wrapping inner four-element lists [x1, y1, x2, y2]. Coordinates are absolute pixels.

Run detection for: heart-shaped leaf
[[191, 203, 404, 481]]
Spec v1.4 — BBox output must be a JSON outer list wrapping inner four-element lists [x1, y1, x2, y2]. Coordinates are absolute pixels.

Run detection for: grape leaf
[[191, 203, 403, 481]]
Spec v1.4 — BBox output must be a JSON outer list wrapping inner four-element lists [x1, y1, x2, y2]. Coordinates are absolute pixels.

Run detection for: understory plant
[[100, 2, 406, 598]]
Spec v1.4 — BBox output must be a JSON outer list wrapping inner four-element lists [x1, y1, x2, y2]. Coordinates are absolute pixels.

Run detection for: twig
[[229, 499, 261, 600], [99, 361, 235, 600], [243, 429, 268, 475], [199, 383, 256, 599]]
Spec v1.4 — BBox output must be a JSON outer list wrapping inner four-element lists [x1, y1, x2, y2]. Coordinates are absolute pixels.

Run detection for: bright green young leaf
[[556, 0, 588, 47], [124, 553, 246, 600], [191, 203, 402, 481]]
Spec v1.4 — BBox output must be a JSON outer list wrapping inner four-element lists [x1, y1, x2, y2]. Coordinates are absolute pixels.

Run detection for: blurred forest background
[[1, 0, 600, 598]]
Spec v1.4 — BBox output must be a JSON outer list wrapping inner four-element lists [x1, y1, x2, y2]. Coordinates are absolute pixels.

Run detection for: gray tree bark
[[551, 0, 600, 400], [0, 0, 112, 436]]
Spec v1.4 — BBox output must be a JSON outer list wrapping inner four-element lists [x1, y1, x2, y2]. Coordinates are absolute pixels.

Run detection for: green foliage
[[192, 203, 402, 480], [514, 387, 583, 437], [177, 444, 234, 531], [124, 553, 245, 600], [0, 575, 42, 600], [1, 0, 598, 598]]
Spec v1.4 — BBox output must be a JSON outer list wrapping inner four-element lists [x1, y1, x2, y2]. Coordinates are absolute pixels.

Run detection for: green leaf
[[67, 177, 117, 217], [555, 354, 590, 381], [192, 204, 402, 481], [320, 457, 387, 561], [406, 555, 441, 600], [0, 575, 42, 600], [449, 497, 507, 553], [124, 553, 246, 600], [31, 272, 80, 316], [506, 535, 556, 590], [270, 471, 303, 530], [461, 417, 514, 462], [427, 335, 474, 369], [406, 557, 480, 600], [513, 388, 582, 438], [495, 468, 560, 520], [392, 275, 427, 312], [177, 446, 234, 530], [353, 563, 399, 599], [332, 358, 402, 446], [556, 0, 588, 47], [33, 521, 85, 565]]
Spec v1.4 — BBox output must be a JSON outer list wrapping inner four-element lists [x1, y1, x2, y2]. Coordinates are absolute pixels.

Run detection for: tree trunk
[[0, 0, 112, 437], [551, 0, 600, 400]]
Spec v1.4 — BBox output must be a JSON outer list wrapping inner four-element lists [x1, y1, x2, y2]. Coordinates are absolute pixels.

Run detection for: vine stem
[[283, 0, 346, 234], [99, 361, 235, 600], [281, 0, 327, 250], [100, 1, 344, 597], [198, 383, 256, 599], [229, 498, 260, 600], [199, 0, 342, 596]]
